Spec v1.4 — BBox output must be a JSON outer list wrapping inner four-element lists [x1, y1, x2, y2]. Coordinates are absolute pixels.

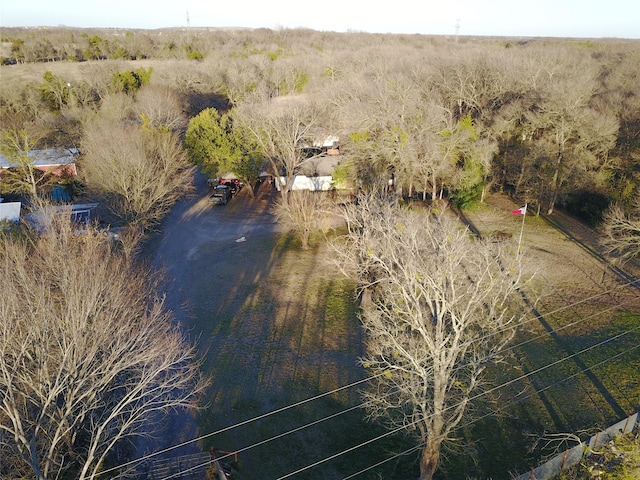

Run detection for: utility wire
[[164, 296, 636, 480], [159, 321, 640, 480], [100, 284, 638, 476], [343, 340, 640, 479], [482, 278, 636, 349], [97, 372, 383, 476], [342, 444, 423, 480], [210, 295, 634, 469], [273, 323, 640, 479], [97, 195, 640, 477], [447, 295, 634, 383]]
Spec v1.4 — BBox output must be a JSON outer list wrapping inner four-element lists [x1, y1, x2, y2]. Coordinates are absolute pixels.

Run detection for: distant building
[[273, 155, 345, 192], [299, 127, 340, 157], [0, 148, 78, 177]]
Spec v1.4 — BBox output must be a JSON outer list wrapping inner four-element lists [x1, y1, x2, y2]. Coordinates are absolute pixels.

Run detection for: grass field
[[186, 234, 417, 479], [174, 195, 639, 479]]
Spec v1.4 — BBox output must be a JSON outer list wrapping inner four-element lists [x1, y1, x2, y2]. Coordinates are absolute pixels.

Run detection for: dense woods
[[1, 27, 638, 225]]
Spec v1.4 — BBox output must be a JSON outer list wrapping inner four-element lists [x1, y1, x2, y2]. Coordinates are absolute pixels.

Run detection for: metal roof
[[0, 149, 78, 169]]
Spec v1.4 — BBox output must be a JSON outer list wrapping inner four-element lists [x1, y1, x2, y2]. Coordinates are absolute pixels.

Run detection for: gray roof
[[0, 149, 78, 169], [297, 155, 342, 177]]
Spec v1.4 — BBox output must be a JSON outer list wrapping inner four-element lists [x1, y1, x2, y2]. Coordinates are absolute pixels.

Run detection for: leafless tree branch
[[0, 213, 208, 480]]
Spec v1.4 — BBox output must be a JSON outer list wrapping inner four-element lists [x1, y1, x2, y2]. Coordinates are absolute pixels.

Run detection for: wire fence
[[133, 448, 238, 480], [512, 410, 639, 480], [135, 452, 212, 480]]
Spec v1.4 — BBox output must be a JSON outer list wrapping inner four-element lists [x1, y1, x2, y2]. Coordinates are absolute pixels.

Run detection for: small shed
[[0, 201, 21, 223], [25, 203, 98, 232]]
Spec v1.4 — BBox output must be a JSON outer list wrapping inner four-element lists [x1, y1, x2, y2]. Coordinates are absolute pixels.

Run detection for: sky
[[0, 0, 639, 38]]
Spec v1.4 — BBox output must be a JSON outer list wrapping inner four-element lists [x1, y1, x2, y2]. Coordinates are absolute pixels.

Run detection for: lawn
[[160, 194, 640, 479], [187, 234, 418, 479]]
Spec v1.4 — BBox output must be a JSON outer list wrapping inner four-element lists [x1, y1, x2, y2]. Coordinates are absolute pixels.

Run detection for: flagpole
[[517, 203, 527, 256]]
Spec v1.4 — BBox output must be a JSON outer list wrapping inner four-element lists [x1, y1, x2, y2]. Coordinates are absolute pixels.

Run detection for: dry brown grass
[[0, 58, 206, 87], [463, 194, 639, 306]]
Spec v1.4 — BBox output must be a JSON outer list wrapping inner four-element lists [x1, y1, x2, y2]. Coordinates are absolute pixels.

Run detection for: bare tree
[[0, 78, 50, 126], [331, 74, 417, 194], [518, 56, 618, 214], [0, 129, 50, 203], [233, 96, 327, 203], [333, 195, 531, 480], [81, 115, 195, 229], [601, 193, 640, 264], [133, 84, 187, 133], [271, 190, 334, 249], [0, 213, 207, 480], [217, 56, 272, 106]]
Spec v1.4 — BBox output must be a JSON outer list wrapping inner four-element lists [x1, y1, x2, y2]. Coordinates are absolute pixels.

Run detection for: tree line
[[2, 27, 638, 223], [1, 27, 639, 480]]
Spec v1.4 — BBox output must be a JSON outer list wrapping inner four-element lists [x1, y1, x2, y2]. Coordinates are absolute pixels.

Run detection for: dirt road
[[138, 173, 284, 459], [141, 174, 367, 479]]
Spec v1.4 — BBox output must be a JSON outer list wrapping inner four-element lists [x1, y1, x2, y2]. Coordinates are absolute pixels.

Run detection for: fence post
[[591, 432, 600, 453], [560, 449, 569, 470], [622, 414, 631, 434]]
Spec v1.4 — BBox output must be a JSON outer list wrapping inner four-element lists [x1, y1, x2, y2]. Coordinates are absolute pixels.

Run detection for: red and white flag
[[511, 205, 527, 215]]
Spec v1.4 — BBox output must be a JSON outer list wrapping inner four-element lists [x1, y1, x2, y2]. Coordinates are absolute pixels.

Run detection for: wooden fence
[[512, 411, 639, 480]]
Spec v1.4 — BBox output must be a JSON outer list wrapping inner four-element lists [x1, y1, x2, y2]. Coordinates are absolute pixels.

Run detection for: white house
[[274, 175, 334, 192]]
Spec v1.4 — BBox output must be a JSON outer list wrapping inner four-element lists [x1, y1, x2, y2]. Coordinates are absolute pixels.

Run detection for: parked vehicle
[[210, 185, 233, 205], [219, 178, 243, 195], [208, 177, 243, 196]]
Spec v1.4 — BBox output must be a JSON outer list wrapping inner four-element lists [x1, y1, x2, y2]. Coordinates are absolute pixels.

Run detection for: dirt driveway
[[142, 173, 366, 479], [151, 172, 280, 276], [141, 172, 284, 449]]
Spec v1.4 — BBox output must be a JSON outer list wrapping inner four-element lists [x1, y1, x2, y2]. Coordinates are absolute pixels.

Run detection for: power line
[[342, 444, 422, 480], [276, 422, 411, 480], [119, 319, 640, 480], [162, 296, 638, 478], [222, 400, 367, 459], [149, 200, 639, 477], [226, 295, 636, 468], [99, 283, 638, 475], [449, 293, 635, 379], [273, 323, 640, 479], [96, 372, 383, 476], [343, 341, 640, 479]]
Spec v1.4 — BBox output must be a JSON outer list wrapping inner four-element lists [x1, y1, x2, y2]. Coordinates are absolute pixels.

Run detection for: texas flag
[[511, 205, 527, 215]]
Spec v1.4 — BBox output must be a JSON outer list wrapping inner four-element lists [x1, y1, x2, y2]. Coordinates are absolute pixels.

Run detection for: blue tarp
[[50, 185, 72, 202]]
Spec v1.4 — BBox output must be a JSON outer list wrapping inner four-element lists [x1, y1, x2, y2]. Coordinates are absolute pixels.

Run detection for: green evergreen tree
[[38, 71, 70, 112], [185, 108, 263, 193]]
